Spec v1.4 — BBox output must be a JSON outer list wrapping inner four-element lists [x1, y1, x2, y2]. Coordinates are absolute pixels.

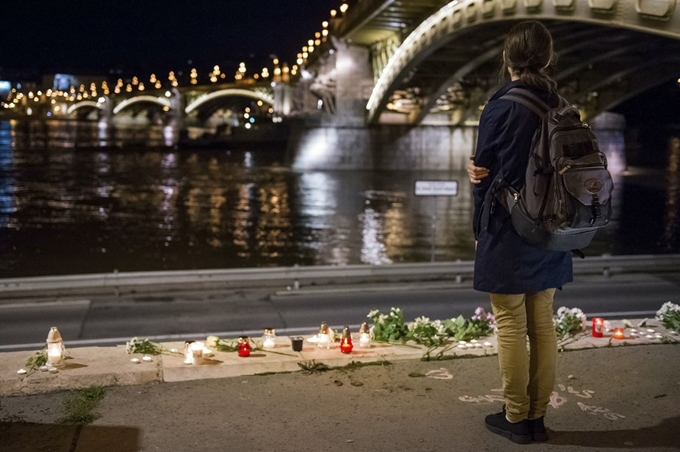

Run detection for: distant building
[[0, 80, 10, 98], [42, 74, 107, 91]]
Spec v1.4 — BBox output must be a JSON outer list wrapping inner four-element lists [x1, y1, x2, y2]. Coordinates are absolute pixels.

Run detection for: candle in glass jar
[[613, 328, 625, 340], [46, 327, 64, 368], [339, 326, 353, 354], [358, 322, 371, 348], [262, 328, 277, 349], [591, 318, 605, 338], [317, 333, 330, 348], [359, 333, 371, 348], [238, 337, 251, 357]]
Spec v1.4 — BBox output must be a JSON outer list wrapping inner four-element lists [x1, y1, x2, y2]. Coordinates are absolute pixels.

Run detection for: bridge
[[63, 84, 276, 117], [329, 0, 680, 125], [284, 0, 680, 169], [2, 0, 679, 169]]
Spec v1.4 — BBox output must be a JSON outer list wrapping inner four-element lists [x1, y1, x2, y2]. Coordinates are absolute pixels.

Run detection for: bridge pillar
[[101, 96, 114, 124], [288, 38, 477, 170], [171, 89, 187, 141], [334, 41, 374, 126], [590, 112, 627, 173], [288, 41, 378, 170], [273, 84, 293, 116]]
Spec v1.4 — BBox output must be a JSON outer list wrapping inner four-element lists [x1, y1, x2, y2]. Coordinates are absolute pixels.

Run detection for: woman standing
[[468, 21, 573, 444]]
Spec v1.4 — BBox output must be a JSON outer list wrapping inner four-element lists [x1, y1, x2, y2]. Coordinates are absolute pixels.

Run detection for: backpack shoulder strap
[[499, 87, 551, 118]]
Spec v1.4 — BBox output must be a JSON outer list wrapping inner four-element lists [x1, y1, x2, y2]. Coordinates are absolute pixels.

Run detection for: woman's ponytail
[[500, 21, 558, 93]]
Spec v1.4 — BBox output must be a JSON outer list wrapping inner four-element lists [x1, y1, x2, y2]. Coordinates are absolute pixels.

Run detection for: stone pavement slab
[[0, 346, 162, 397], [1, 345, 679, 452], [1, 318, 677, 396]]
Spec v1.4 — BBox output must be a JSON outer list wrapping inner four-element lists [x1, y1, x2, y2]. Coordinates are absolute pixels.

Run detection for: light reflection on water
[[0, 119, 678, 277]]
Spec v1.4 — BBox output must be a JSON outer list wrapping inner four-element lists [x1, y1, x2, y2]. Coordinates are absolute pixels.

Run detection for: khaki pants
[[490, 289, 557, 423]]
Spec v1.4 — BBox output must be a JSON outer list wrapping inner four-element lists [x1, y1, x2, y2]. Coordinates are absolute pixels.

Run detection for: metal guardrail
[[0, 254, 678, 299]]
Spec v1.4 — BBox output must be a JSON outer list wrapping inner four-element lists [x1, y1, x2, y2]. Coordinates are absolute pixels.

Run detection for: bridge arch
[[113, 96, 172, 115], [366, 0, 680, 124], [67, 101, 103, 115], [185, 88, 274, 114]]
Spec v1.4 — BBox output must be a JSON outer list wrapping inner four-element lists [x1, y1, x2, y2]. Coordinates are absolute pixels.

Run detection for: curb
[[2, 318, 677, 397]]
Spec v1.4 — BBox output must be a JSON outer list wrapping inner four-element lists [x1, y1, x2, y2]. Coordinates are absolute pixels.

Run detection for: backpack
[[492, 87, 614, 252]]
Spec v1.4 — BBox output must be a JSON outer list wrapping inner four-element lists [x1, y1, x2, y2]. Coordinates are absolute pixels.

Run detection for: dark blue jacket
[[473, 80, 573, 294]]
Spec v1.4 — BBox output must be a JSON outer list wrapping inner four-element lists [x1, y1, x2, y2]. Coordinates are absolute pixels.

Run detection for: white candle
[[317, 333, 330, 348], [359, 333, 371, 348], [130, 358, 140, 364], [263, 338, 276, 349], [483, 342, 493, 347], [142, 355, 153, 362], [17, 369, 27, 375], [47, 344, 63, 366]]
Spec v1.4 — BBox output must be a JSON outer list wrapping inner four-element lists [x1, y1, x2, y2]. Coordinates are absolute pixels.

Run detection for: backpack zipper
[[549, 123, 589, 142]]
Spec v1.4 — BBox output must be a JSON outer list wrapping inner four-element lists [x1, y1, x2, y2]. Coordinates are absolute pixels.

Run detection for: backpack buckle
[[590, 195, 601, 225]]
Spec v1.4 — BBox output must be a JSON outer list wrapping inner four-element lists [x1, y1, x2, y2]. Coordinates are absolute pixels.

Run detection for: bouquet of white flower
[[554, 307, 587, 339], [656, 301, 680, 332]]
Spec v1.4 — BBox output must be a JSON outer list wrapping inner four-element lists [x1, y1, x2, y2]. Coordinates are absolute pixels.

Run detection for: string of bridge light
[[296, 3, 348, 67], [3, 2, 353, 108]]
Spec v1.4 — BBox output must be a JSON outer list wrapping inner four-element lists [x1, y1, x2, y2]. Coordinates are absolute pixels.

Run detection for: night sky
[[0, 0, 339, 79]]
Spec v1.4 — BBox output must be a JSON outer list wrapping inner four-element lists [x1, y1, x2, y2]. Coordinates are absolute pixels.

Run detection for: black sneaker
[[529, 417, 549, 442], [484, 411, 531, 444]]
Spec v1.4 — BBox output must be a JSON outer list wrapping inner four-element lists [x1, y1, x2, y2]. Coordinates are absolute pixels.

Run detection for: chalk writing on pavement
[[426, 368, 453, 380], [458, 385, 624, 421], [578, 402, 626, 421]]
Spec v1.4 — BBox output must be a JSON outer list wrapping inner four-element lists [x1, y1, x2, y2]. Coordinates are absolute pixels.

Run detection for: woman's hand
[[467, 155, 489, 184]]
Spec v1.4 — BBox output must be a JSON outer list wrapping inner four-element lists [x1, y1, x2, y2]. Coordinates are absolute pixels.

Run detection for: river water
[[0, 119, 678, 278]]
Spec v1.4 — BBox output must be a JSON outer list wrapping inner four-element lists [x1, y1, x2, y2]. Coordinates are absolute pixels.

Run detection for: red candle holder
[[340, 326, 353, 354], [238, 336, 251, 357], [340, 337, 353, 354], [592, 318, 605, 338], [613, 328, 625, 340]]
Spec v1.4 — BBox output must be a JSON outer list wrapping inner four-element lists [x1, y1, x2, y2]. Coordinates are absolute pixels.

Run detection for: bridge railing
[[0, 254, 678, 299]]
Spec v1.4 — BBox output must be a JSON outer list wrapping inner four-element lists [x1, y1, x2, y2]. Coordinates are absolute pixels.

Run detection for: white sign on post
[[413, 181, 459, 263], [414, 180, 458, 196]]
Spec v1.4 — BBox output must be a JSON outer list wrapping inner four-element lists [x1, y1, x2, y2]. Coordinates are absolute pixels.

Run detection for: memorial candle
[[46, 327, 64, 368], [358, 322, 371, 348], [262, 328, 277, 349], [339, 326, 353, 354], [591, 318, 604, 338], [238, 337, 251, 357]]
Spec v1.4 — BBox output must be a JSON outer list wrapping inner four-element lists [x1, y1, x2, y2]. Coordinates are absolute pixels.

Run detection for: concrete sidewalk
[[1, 320, 679, 451]]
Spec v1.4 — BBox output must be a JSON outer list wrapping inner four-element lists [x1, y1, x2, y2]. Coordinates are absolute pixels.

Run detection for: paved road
[[1, 272, 678, 350]]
